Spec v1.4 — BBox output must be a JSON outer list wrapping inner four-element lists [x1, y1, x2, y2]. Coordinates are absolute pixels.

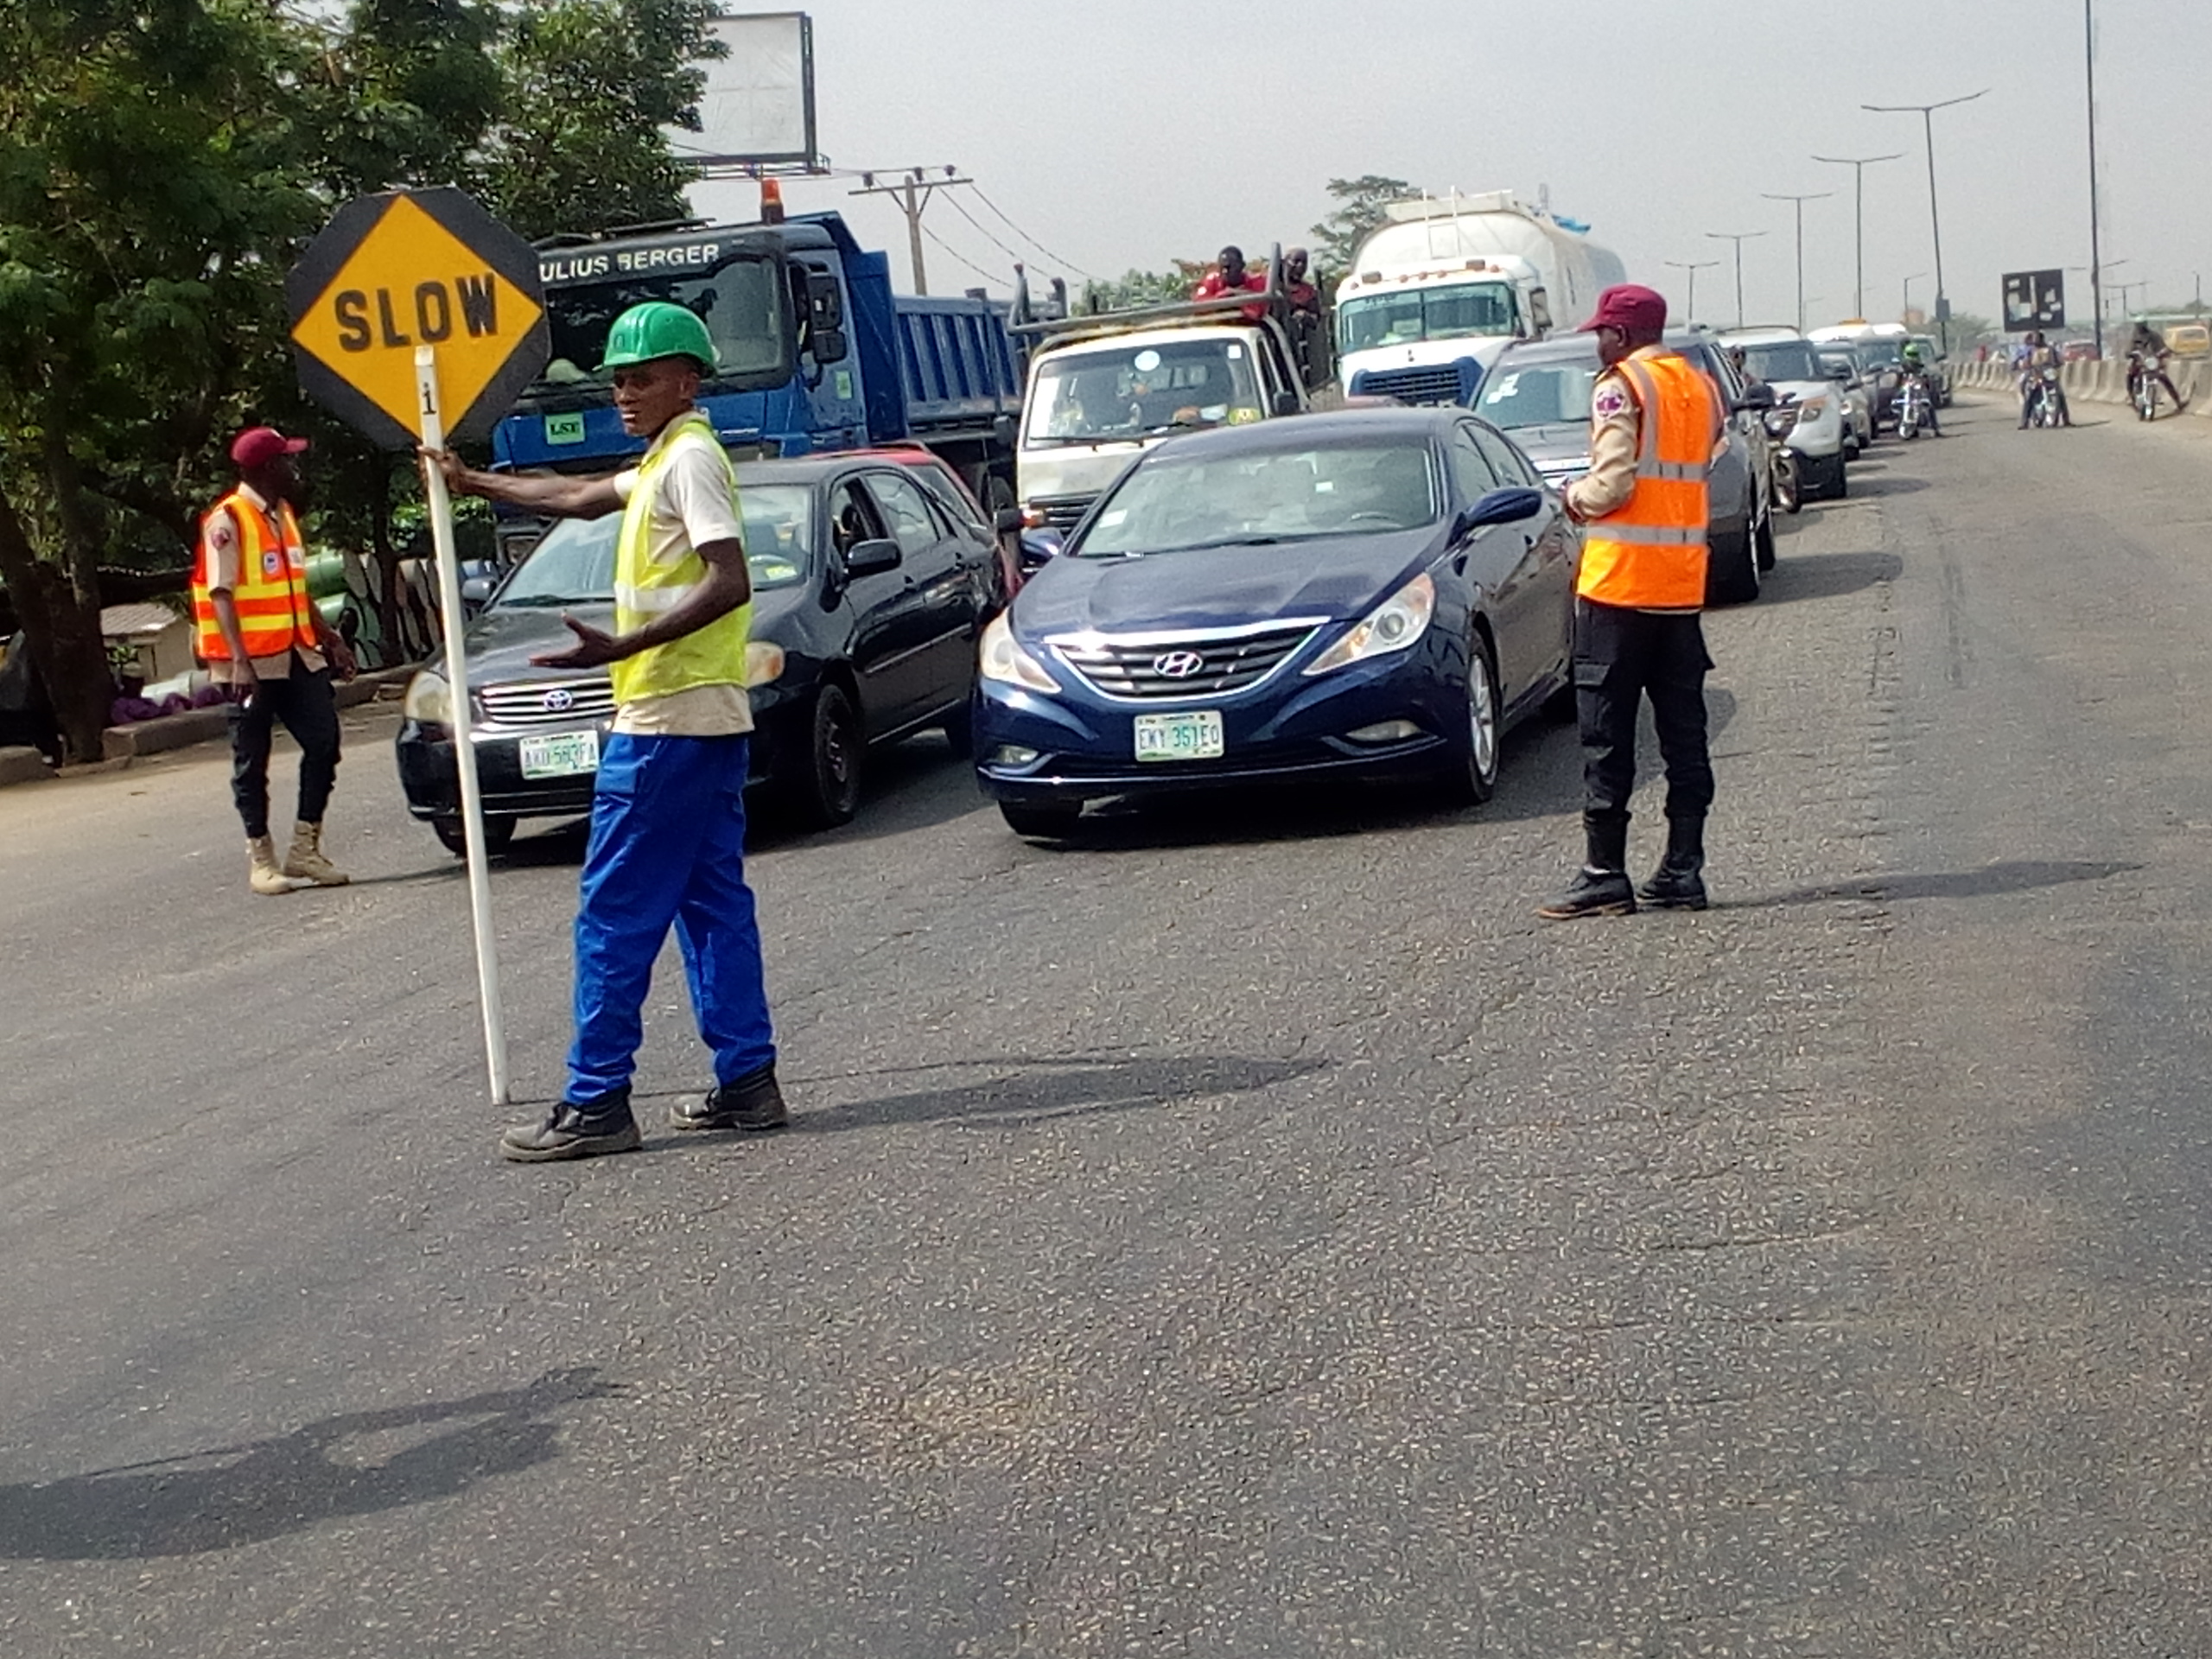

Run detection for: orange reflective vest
[[1577, 351, 1718, 611], [193, 491, 317, 662]]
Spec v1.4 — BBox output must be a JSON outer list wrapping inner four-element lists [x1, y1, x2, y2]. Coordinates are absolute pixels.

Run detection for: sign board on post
[[2002, 269, 2066, 333], [285, 188, 552, 1104]]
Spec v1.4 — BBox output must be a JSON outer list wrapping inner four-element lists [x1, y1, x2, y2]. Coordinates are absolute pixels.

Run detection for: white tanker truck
[[1336, 192, 1626, 404]]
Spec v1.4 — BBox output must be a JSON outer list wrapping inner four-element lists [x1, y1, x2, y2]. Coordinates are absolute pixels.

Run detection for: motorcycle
[[1763, 405, 1802, 514], [2127, 352, 2164, 421], [1896, 372, 1932, 440], [2025, 365, 2068, 429]]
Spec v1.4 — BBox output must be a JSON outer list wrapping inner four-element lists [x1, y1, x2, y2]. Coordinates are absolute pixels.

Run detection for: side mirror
[[1457, 487, 1545, 536], [811, 327, 849, 365], [1735, 383, 1777, 412], [806, 271, 845, 330], [993, 412, 1017, 448], [459, 574, 495, 616], [1272, 389, 1300, 416], [993, 506, 1026, 534], [839, 537, 901, 579], [1827, 362, 1853, 382]]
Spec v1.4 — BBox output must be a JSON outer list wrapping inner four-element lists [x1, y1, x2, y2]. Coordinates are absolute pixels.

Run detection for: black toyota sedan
[[395, 450, 999, 851]]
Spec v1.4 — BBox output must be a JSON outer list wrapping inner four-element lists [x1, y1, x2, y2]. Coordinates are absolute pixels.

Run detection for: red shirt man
[[1192, 245, 1268, 321]]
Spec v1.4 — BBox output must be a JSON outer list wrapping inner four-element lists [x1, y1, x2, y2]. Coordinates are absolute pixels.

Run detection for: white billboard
[[678, 12, 818, 168]]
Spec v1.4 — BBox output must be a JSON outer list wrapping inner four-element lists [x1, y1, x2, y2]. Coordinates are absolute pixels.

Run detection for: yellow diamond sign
[[286, 188, 549, 450]]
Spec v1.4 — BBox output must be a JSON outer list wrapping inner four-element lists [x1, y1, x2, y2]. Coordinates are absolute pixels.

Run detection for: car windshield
[[1026, 338, 1265, 446], [1476, 359, 1596, 429], [1857, 340, 1903, 369], [1739, 340, 1823, 383], [1337, 282, 1518, 353], [1817, 352, 1859, 382], [522, 256, 788, 411], [493, 484, 815, 607], [1076, 438, 1440, 557]]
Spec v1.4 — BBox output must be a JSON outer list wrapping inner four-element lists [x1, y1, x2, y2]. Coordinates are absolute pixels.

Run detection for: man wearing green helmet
[[429, 299, 785, 1161]]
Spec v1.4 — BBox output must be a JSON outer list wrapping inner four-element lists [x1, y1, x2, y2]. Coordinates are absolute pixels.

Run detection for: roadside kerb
[[1955, 354, 2212, 416], [85, 664, 418, 766]]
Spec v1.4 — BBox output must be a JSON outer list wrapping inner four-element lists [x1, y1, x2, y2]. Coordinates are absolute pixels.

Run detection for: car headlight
[[402, 668, 453, 726], [1794, 397, 1829, 424], [1304, 573, 1436, 676], [1763, 407, 1798, 437], [979, 612, 1058, 694]]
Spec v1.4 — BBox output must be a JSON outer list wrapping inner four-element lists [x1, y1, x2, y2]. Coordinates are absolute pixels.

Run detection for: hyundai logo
[[542, 688, 575, 713], [1152, 650, 1207, 679]]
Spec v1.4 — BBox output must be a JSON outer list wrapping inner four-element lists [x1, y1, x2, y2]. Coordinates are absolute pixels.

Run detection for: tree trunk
[[0, 482, 112, 762]]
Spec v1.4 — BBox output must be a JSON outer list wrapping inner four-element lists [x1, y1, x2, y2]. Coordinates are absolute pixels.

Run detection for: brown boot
[[283, 822, 350, 886], [248, 836, 302, 895]]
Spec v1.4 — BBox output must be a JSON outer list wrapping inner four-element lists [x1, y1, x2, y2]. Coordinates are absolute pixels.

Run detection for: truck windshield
[[1738, 341, 1822, 383], [524, 255, 790, 410], [1476, 361, 1597, 430], [1338, 282, 1517, 353], [1076, 439, 1440, 557], [493, 485, 816, 606], [1025, 338, 1264, 447]]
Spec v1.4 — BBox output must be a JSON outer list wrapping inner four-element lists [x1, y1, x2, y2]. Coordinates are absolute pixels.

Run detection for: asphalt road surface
[[4, 395, 2210, 1656]]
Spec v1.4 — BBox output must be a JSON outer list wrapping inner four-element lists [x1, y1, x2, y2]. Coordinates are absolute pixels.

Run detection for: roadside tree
[[1310, 175, 1420, 284]]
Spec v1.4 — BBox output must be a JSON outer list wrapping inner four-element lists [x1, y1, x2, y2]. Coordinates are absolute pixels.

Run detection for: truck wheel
[[433, 814, 516, 858], [791, 682, 863, 829]]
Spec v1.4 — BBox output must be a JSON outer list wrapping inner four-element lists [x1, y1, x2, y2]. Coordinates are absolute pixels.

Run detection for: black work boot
[[499, 1094, 642, 1162], [1638, 817, 1709, 911], [671, 1062, 788, 1133], [1538, 815, 1637, 920]]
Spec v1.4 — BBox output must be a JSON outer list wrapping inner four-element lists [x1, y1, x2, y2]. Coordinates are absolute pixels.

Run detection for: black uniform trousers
[[227, 658, 342, 840], [1573, 597, 1714, 830]]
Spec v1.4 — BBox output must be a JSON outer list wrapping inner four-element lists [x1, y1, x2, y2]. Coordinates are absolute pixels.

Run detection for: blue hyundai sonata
[[973, 407, 1580, 838]]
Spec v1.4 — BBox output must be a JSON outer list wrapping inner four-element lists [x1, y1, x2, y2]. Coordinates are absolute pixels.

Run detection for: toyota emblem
[[1152, 651, 1207, 679], [542, 687, 575, 713]]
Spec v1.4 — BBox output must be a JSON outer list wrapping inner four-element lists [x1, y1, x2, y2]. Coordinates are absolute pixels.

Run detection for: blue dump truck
[[490, 209, 1025, 559]]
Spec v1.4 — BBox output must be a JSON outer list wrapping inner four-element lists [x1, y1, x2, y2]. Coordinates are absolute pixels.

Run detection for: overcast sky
[[690, 0, 2208, 334]]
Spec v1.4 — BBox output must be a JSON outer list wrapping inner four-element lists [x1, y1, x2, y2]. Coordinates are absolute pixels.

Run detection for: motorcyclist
[[1899, 340, 1942, 435], [2017, 331, 2069, 428], [2128, 321, 2187, 416]]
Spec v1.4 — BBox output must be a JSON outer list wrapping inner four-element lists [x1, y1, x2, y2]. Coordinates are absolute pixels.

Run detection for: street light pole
[[1663, 258, 1719, 325], [1762, 191, 1832, 332], [1864, 90, 1990, 355], [1903, 272, 1928, 321], [1705, 231, 1767, 327], [2086, 0, 2105, 356], [1813, 153, 1904, 320]]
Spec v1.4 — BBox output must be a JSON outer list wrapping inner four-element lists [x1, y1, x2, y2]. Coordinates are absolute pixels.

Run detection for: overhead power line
[[969, 184, 1105, 284], [916, 219, 1007, 289]]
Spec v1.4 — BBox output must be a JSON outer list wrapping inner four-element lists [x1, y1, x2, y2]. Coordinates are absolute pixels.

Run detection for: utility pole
[[1664, 259, 1719, 325], [1705, 231, 1766, 327], [1762, 191, 1832, 332], [849, 166, 973, 296], [1813, 152, 1903, 321], [2085, 0, 2106, 357], [1864, 90, 1989, 355]]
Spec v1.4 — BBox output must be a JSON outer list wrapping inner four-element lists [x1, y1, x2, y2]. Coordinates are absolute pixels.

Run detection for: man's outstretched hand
[[530, 613, 626, 670]]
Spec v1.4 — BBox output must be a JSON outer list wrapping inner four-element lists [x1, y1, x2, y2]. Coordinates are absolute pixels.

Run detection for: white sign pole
[[415, 345, 512, 1105]]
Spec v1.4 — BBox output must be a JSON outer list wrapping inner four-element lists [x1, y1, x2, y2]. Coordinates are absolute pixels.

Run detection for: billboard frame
[[676, 10, 824, 178]]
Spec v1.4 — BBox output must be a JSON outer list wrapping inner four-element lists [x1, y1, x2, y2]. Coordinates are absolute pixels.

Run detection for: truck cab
[[1013, 294, 1308, 537]]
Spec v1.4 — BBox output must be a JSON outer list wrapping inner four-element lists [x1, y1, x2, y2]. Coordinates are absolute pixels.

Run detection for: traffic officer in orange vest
[[194, 426, 359, 895], [1539, 284, 1726, 920], [427, 302, 784, 1162]]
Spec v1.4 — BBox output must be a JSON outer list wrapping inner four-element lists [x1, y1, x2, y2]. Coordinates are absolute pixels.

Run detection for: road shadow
[[754, 733, 987, 852], [795, 1052, 1329, 1134], [0, 1369, 614, 1560], [1841, 472, 1929, 497], [1732, 859, 2141, 910], [1760, 550, 1903, 605]]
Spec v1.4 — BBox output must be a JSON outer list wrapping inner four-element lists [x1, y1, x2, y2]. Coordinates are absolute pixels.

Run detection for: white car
[[1815, 347, 1878, 454], [1720, 327, 1849, 499]]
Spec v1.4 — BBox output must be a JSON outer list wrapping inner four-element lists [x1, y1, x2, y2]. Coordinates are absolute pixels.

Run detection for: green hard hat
[[600, 301, 717, 372]]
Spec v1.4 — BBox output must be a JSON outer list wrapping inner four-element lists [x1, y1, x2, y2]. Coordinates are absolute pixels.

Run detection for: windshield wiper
[[498, 594, 607, 608]]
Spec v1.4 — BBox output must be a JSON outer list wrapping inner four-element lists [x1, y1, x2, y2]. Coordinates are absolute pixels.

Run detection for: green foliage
[[1310, 175, 1420, 283], [1079, 263, 1210, 313]]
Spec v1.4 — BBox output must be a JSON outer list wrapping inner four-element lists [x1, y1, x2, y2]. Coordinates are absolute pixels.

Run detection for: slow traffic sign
[[285, 188, 550, 450]]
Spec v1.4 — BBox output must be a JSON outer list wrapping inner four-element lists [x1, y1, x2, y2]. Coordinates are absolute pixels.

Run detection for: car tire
[[432, 814, 516, 858], [1812, 453, 1848, 500], [1000, 800, 1083, 839], [1705, 528, 1759, 606], [791, 681, 863, 829], [1755, 508, 1777, 572], [1435, 631, 1502, 807]]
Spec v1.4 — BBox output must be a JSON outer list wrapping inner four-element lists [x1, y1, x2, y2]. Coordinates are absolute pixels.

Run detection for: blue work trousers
[[566, 733, 775, 1106]]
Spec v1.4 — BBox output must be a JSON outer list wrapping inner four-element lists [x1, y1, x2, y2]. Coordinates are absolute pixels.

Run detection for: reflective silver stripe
[[614, 581, 700, 615], [1618, 360, 1662, 465], [1592, 524, 1706, 546], [1639, 460, 1707, 481]]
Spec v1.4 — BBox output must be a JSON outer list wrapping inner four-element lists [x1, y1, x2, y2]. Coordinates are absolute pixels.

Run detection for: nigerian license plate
[[518, 728, 601, 779], [1134, 709, 1224, 763]]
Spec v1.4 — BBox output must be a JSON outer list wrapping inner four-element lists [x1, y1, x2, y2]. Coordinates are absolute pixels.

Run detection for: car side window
[[907, 463, 988, 537], [1447, 425, 1500, 501], [862, 471, 946, 558], [1471, 423, 1539, 487], [829, 480, 889, 559]]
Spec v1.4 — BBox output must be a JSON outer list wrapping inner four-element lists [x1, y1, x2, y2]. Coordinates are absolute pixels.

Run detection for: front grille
[[1354, 363, 1469, 405], [476, 677, 616, 728], [1050, 622, 1319, 702], [1030, 493, 1097, 532]]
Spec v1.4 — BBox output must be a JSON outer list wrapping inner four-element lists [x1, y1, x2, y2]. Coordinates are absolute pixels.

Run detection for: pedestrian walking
[[1538, 284, 1725, 920], [429, 301, 785, 1161], [193, 425, 359, 895]]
